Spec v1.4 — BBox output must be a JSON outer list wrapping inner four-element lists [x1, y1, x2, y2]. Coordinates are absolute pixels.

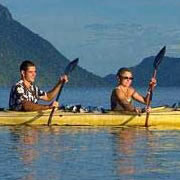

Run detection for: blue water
[[1, 86, 180, 109], [1, 87, 180, 180]]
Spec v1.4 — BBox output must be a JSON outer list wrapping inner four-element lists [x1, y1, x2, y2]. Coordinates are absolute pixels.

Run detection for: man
[[9, 60, 68, 111]]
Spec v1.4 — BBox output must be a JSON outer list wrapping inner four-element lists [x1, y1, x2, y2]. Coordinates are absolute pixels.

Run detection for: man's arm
[[22, 101, 59, 112], [40, 75, 68, 102], [22, 101, 51, 111]]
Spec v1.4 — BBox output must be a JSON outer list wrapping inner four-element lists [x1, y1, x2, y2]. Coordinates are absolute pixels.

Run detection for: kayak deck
[[0, 107, 180, 129]]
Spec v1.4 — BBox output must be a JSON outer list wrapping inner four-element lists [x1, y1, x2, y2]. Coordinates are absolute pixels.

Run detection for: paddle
[[145, 46, 166, 127], [47, 58, 79, 126]]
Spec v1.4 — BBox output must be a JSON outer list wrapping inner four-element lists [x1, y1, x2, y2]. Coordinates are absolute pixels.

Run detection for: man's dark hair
[[20, 60, 35, 72]]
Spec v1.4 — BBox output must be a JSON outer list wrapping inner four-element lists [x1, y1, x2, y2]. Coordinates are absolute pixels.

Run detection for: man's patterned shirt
[[9, 80, 46, 111]]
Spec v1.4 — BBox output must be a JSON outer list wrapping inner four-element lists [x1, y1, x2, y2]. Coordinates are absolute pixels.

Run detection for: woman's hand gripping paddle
[[145, 46, 166, 127]]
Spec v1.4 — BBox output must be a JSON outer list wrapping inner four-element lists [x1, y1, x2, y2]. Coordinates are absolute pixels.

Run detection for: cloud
[[84, 22, 180, 53], [76, 22, 180, 75]]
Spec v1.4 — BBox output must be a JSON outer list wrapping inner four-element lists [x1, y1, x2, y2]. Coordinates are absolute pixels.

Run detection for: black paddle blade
[[153, 46, 166, 69], [64, 58, 79, 75]]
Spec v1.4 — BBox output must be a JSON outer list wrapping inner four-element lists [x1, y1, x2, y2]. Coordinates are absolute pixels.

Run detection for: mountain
[[104, 56, 180, 87], [103, 74, 116, 86], [0, 4, 109, 87]]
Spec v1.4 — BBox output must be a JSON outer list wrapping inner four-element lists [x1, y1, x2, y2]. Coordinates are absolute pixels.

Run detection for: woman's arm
[[132, 78, 157, 105], [132, 91, 147, 104]]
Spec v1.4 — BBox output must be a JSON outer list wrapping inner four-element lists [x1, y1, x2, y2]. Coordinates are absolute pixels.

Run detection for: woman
[[111, 67, 156, 113]]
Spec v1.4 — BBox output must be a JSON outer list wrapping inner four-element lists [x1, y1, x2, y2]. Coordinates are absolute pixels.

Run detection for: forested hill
[[104, 56, 180, 87], [0, 4, 109, 87]]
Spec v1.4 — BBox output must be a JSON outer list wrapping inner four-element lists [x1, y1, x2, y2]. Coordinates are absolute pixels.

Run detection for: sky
[[1, 0, 180, 76]]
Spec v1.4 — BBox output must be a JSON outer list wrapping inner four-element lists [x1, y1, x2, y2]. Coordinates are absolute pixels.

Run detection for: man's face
[[22, 66, 37, 83]]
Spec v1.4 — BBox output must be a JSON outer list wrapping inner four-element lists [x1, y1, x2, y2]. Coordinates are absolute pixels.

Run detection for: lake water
[[0, 87, 180, 180]]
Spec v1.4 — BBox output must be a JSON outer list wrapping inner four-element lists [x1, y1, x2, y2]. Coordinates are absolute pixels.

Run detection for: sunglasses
[[120, 76, 134, 80]]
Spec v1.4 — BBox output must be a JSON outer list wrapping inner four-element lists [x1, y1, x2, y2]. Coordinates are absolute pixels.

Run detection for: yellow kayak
[[0, 106, 180, 129]]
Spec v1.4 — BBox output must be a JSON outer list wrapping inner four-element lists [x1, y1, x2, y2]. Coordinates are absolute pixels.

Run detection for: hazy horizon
[[1, 0, 180, 77]]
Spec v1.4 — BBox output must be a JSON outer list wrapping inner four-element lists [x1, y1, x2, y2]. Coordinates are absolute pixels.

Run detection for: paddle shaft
[[47, 80, 65, 126], [46, 58, 79, 126], [145, 69, 157, 127]]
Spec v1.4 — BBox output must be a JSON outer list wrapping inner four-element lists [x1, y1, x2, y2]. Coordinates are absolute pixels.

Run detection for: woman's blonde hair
[[116, 67, 133, 77]]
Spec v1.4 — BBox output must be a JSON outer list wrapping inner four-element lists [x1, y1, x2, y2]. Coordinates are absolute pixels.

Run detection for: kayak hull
[[0, 107, 180, 129]]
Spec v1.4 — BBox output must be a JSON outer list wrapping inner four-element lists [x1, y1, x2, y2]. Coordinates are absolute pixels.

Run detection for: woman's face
[[118, 71, 133, 87]]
